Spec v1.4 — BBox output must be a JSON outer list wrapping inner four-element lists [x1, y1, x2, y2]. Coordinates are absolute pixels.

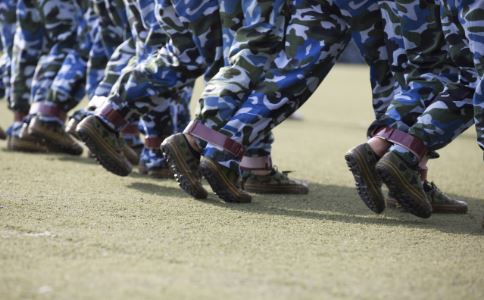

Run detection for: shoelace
[[272, 166, 293, 178]]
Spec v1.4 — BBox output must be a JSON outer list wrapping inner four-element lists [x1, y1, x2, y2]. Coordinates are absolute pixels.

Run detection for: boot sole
[[7, 137, 49, 153], [345, 150, 385, 213], [77, 122, 131, 176], [243, 184, 308, 194], [376, 160, 431, 218], [432, 204, 468, 214], [138, 163, 173, 179], [29, 123, 82, 156], [147, 170, 174, 179], [387, 198, 467, 214], [123, 145, 139, 165], [200, 159, 251, 203], [161, 141, 207, 199]]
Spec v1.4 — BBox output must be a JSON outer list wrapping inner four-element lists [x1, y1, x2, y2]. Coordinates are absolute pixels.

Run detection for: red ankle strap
[[29, 102, 66, 122], [240, 155, 272, 170], [122, 123, 139, 135], [96, 103, 128, 129], [375, 127, 427, 160], [144, 136, 164, 149], [184, 120, 244, 158]]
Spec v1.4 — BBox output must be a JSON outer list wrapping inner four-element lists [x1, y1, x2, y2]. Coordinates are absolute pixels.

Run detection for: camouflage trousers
[[62, 0, 126, 124], [101, 0, 279, 158], [0, 52, 5, 99], [83, 1, 108, 100], [100, 0, 222, 121], [378, 0, 407, 89], [9, 1, 87, 118], [352, 2, 399, 121], [7, 0, 88, 132], [375, 0, 476, 152], [91, 0, 192, 144], [49, 3, 94, 111], [198, 0, 286, 130], [193, 0, 289, 158], [90, 0, 130, 99], [200, 0, 396, 171], [70, 0, 130, 102], [31, 0, 84, 111], [432, 0, 484, 151], [0, 0, 16, 105], [86, 26, 109, 100], [128, 0, 191, 138], [10, 0, 41, 114]]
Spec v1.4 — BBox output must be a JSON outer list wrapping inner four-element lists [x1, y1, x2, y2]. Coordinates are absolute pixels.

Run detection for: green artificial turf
[[0, 65, 483, 300]]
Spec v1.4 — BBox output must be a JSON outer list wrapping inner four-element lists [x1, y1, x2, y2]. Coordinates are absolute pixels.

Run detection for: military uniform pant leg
[[374, 0, 466, 134], [30, 0, 80, 113], [49, 6, 92, 112], [196, 0, 286, 131], [0, 0, 17, 104], [351, 2, 397, 120], [93, 39, 136, 99], [10, 0, 42, 115], [378, 0, 408, 89], [397, 0, 476, 152], [446, 0, 484, 151], [99, 0, 209, 124], [86, 25, 109, 100], [203, 0, 352, 171]]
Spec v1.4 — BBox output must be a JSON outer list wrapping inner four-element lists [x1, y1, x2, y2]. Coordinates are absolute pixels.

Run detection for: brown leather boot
[[242, 168, 309, 194], [345, 143, 385, 214], [28, 116, 83, 155], [76, 115, 132, 176], [7, 123, 49, 153], [376, 152, 432, 218], [387, 181, 467, 214], [161, 133, 207, 199], [200, 157, 252, 203]]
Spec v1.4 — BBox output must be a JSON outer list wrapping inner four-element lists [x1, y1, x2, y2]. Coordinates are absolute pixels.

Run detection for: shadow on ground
[[0, 148, 99, 166], [54, 155, 98, 165], [142, 181, 483, 236], [127, 182, 189, 199], [7, 148, 480, 236]]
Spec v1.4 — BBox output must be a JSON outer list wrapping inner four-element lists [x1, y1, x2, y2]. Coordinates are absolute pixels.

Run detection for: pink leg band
[[240, 155, 273, 170], [121, 123, 139, 135], [29, 102, 67, 122], [375, 127, 427, 160], [144, 136, 164, 150], [184, 120, 244, 158], [96, 103, 128, 129]]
